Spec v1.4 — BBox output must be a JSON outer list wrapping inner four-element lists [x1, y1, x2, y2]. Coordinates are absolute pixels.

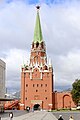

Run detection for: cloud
[[54, 49, 80, 89], [1, 49, 30, 92], [0, 1, 35, 52], [0, 0, 80, 92], [42, 3, 80, 55]]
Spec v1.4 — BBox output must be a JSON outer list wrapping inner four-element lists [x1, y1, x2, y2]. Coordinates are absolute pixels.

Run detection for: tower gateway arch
[[21, 6, 54, 110]]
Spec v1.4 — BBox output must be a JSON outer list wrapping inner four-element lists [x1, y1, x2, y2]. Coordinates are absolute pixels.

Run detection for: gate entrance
[[33, 104, 40, 110]]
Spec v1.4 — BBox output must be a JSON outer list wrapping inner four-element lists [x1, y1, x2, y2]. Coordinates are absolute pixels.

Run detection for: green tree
[[71, 79, 80, 106]]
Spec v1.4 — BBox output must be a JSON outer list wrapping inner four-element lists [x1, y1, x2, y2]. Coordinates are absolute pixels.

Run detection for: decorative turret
[[48, 58, 52, 67]]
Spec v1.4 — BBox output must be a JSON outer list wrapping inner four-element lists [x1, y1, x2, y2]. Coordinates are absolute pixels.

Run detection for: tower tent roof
[[33, 6, 43, 43]]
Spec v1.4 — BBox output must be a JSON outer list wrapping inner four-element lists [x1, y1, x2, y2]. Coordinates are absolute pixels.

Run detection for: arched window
[[44, 65, 48, 70], [32, 42, 34, 48], [41, 42, 44, 49], [36, 42, 39, 48]]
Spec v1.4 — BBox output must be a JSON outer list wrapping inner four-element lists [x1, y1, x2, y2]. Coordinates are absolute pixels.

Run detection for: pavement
[[52, 111, 80, 120], [1, 111, 58, 120]]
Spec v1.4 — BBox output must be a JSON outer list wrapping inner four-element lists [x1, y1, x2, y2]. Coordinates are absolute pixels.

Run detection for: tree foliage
[[71, 79, 80, 106]]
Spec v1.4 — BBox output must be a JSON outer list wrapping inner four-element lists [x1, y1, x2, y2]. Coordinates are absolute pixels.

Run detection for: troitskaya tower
[[21, 6, 54, 110]]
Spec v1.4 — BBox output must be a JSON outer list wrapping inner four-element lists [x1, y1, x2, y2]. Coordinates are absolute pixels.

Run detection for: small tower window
[[45, 84, 47, 87], [26, 84, 28, 87], [41, 42, 44, 49], [44, 65, 48, 70], [36, 42, 39, 48], [33, 84, 35, 87], [36, 90, 38, 92], [26, 97, 27, 100], [45, 90, 47, 92], [45, 97, 47, 100]]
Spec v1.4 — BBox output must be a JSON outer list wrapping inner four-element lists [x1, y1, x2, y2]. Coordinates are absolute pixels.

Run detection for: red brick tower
[[21, 6, 54, 110]]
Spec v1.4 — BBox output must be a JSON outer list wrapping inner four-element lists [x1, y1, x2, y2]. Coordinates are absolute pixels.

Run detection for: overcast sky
[[0, 0, 80, 93]]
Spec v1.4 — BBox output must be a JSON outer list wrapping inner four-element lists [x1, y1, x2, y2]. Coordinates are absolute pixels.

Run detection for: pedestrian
[[69, 115, 74, 120], [58, 115, 64, 120], [26, 106, 30, 112], [9, 112, 13, 120]]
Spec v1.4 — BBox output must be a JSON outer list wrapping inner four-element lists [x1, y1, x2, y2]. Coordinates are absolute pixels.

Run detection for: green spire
[[33, 6, 43, 43]]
